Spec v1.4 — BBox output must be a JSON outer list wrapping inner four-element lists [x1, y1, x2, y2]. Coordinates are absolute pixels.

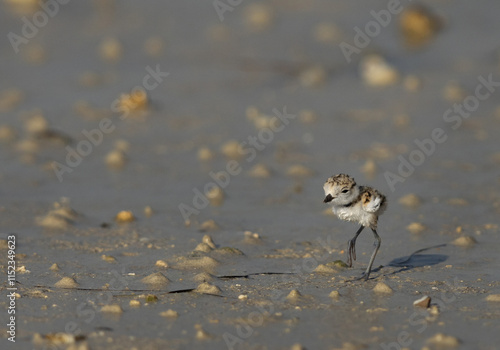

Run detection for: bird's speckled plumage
[[323, 173, 387, 280]]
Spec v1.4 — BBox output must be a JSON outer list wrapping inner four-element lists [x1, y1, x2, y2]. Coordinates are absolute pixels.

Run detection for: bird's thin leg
[[362, 229, 381, 280], [347, 225, 364, 267]]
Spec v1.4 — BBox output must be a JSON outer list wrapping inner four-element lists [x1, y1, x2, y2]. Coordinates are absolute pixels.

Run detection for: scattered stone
[[54, 277, 79, 289], [145, 294, 158, 303], [205, 186, 224, 206], [426, 333, 460, 348], [443, 81, 466, 102], [360, 54, 399, 87], [313, 22, 340, 44], [99, 37, 122, 63], [286, 289, 302, 301], [0, 88, 23, 112], [144, 206, 154, 217], [400, 4, 442, 48], [451, 236, 477, 247], [248, 163, 271, 178], [160, 309, 179, 318], [129, 300, 141, 307], [403, 75, 422, 92], [299, 110, 317, 124], [200, 219, 218, 231], [197, 146, 214, 161], [144, 36, 164, 57], [194, 242, 213, 253], [399, 193, 421, 208], [238, 294, 248, 300], [25, 113, 49, 135], [202, 234, 216, 249], [0, 125, 17, 143], [101, 255, 116, 263], [49, 263, 59, 271], [290, 343, 306, 350], [178, 256, 219, 271], [299, 65, 327, 88], [220, 140, 243, 159], [33, 332, 77, 346], [329, 290, 340, 299], [105, 149, 127, 169], [314, 264, 336, 274], [243, 3, 273, 31], [373, 282, 393, 294], [100, 304, 123, 314], [447, 198, 468, 206], [361, 159, 377, 179], [115, 210, 135, 223], [407, 222, 426, 234], [243, 231, 261, 244], [429, 305, 440, 316], [141, 272, 170, 286], [193, 272, 215, 283], [195, 282, 221, 295], [36, 199, 79, 230], [155, 260, 168, 268], [286, 164, 314, 177], [214, 247, 244, 255], [485, 294, 500, 302], [413, 295, 431, 308], [330, 260, 348, 268]]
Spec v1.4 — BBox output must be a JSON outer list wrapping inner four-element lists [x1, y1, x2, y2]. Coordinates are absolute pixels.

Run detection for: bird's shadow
[[378, 243, 448, 276]]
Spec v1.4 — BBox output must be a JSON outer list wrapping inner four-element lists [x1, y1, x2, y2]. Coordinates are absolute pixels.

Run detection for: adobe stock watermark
[[51, 65, 169, 182], [213, 0, 244, 22], [223, 233, 338, 349], [384, 73, 500, 192], [380, 277, 462, 350], [339, 0, 412, 63], [7, 0, 72, 54], [178, 106, 296, 222]]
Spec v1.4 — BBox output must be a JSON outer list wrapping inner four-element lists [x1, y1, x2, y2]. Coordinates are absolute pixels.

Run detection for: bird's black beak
[[323, 194, 334, 203]]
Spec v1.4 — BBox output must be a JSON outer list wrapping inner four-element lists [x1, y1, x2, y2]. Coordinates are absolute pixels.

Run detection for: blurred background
[[1, 1, 500, 349]]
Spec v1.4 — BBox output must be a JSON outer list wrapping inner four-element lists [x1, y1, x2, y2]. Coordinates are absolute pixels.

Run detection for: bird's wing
[[363, 196, 382, 213]]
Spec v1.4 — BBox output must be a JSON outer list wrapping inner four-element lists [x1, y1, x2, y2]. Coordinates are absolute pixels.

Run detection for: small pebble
[[407, 222, 426, 234], [49, 263, 59, 271], [54, 277, 79, 289], [400, 5, 442, 48], [197, 146, 214, 161], [286, 164, 314, 177], [373, 282, 393, 294], [313, 22, 340, 44], [155, 260, 168, 268], [141, 272, 170, 285], [105, 149, 127, 169], [200, 219, 218, 231], [426, 333, 460, 348], [160, 309, 179, 318], [100, 304, 123, 314], [329, 290, 340, 299], [193, 272, 214, 283], [144, 206, 154, 217], [99, 37, 122, 63], [360, 54, 399, 87], [129, 300, 141, 307], [299, 65, 327, 88], [220, 140, 243, 159], [194, 242, 213, 253], [485, 294, 500, 302], [202, 234, 216, 249], [144, 36, 164, 57], [286, 289, 302, 301], [361, 159, 377, 179], [115, 210, 135, 223], [314, 264, 336, 274], [290, 344, 306, 350], [101, 255, 116, 263], [399, 193, 421, 208], [243, 3, 273, 31], [205, 186, 224, 206], [238, 294, 248, 300], [451, 236, 477, 247], [413, 295, 431, 308], [195, 282, 221, 295], [248, 163, 271, 178]]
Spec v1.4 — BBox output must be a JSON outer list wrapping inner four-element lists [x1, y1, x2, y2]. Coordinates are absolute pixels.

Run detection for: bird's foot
[[347, 239, 356, 267]]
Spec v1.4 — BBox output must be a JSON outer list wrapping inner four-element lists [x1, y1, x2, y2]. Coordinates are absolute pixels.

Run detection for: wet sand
[[1, 1, 500, 349]]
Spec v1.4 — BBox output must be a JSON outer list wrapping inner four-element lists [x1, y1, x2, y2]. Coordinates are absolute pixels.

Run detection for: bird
[[323, 174, 387, 280]]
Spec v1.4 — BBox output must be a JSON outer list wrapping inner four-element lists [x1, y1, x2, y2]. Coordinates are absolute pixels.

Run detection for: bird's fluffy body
[[323, 174, 387, 229]]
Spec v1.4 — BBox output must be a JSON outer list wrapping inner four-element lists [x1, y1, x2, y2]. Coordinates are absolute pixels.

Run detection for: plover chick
[[323, 174, 387, 280]]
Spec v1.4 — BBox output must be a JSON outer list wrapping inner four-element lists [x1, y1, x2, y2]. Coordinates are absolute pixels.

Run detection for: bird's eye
[[341, 189, 349, 194]]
